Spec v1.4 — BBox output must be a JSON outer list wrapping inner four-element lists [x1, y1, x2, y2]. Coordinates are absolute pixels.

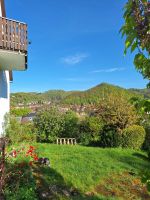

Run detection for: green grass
[[33, 144, 150, 199], [5, 144, 150, 200]]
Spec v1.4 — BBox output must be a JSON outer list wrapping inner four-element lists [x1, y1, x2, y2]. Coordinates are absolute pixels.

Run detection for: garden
[[1, 90, 150, 199], [1, 143, 150, 200], [1, 0, 150, 199]]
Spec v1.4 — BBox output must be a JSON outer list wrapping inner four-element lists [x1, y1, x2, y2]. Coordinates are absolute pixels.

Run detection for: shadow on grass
[[105, 150, 150, 173], [4, 161, 37, 200], [132, 152, 149, 162], [32, 164, 101, 200]]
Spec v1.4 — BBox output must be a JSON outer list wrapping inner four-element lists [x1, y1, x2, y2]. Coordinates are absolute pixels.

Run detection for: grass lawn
[[5, 144, 150, 200]]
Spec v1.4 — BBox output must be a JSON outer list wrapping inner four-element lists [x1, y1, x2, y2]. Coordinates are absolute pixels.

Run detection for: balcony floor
[[0, 49, 27, 71]]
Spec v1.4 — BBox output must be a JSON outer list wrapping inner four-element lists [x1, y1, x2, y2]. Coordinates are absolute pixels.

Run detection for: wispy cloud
[[61, 53, 88, 65], [91, 67, 126, 73], [62, 77, 93, 82]]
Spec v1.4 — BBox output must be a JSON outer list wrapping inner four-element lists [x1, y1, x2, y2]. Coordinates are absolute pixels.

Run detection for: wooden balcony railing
[[0, 17, 27, 53]]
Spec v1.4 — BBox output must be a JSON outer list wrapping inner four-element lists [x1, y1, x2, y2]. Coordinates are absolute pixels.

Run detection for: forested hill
[[129, 88, 150, 99], [62, 83, 143, 105], [11, 83, 146, 107], [11, 90, 73, 106]]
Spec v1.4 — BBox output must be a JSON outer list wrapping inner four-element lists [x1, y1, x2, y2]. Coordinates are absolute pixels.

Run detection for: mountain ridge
[[11, 83, 146, 106]]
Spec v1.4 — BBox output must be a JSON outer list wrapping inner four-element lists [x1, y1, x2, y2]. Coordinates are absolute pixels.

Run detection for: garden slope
[[33, 144, 150, 200]]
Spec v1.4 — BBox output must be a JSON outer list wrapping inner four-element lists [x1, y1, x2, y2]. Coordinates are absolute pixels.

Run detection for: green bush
[[100, 125, 121, 147], [121, 125, 146, 150], [142, 125, 150, 150], [6, 118, 36, 144], [79, 116, 104, 145], [79, 120, 93, 145]]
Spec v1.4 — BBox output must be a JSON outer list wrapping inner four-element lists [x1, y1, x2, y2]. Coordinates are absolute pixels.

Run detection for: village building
[[21, 112, 36, 123]]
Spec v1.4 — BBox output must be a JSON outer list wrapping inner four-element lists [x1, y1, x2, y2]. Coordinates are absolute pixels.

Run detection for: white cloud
[[91, 67, 126, 73], [63, 78, 93, 82], [61, 53, 88, 65]]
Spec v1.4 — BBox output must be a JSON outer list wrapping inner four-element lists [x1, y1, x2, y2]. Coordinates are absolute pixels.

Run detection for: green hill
[[11, 90, 73, 106], [129, 88, 150, 99], [11, 83, 144, 107], [62, 83, 143, 105]]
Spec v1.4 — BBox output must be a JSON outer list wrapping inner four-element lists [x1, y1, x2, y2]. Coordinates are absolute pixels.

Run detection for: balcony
[[0, 17, 28, 71]]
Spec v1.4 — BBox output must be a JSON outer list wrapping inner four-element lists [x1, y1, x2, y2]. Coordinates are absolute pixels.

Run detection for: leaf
[[146, 82, 150, 88], [125, 40, 131, 49], [147, 182, 150, 192], [131, 42, 137, 53], [124, 48, 127, 55]]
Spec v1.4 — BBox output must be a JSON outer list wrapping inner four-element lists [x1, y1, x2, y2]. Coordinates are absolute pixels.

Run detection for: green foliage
[[121, 0, 150, 84], [34, 108, 64, 142], [5, 146, 38, 200], [61, 111, 79, 138], [130, 97, 150, 114], [95, 93, 139, 132], [121, 125, 146, 150], [79, 116, 104, 145], [10, 108, 32, 117], [100, 125, 121, 148], [143, 126, 150, 150], [6, 118, 36, 144], [5, 186, 37, 200]]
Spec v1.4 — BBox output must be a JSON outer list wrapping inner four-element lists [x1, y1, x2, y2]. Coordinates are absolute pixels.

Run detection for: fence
[[0, 17, 27, 53], [57, 138, 77, 145]]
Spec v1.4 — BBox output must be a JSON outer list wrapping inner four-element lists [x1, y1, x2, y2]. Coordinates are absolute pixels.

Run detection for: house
[[0, 0, 28, 136], [21, 113, 36, 123]]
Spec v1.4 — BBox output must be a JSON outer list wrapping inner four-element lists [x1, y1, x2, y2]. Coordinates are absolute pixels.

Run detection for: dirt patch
[[88, 172, 150, 200]]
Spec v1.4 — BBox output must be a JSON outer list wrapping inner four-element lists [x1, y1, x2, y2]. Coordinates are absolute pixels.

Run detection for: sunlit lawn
[[33, 144, 150, 200], [5, 144, 150, 200]]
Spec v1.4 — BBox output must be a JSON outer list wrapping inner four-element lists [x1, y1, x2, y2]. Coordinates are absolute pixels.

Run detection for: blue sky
[[6, 0, 148, 92]]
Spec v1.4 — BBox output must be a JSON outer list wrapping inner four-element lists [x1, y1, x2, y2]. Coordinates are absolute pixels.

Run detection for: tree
[[120, 0, 150, 85], [6, 117, 36, 144], [34, 108, 64, 142], [10, 108, 32, 117], [95, 93, 139, 132], [61, 111, 79, 138]]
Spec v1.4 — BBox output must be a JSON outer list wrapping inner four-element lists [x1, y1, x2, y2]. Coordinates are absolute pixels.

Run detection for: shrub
[[79, 116, 104, 145], [4, 146, 38, 200], [100, 125, 121, 147], [6, 118, 36, 144], [142, 125, 150, 150], [79, 120, 93, 145], [121, 125, 146, 150]]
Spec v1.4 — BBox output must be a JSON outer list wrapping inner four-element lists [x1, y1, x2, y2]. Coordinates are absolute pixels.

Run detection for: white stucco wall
[[0, 2, 10, 136], [0, 71, 10, 136]]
